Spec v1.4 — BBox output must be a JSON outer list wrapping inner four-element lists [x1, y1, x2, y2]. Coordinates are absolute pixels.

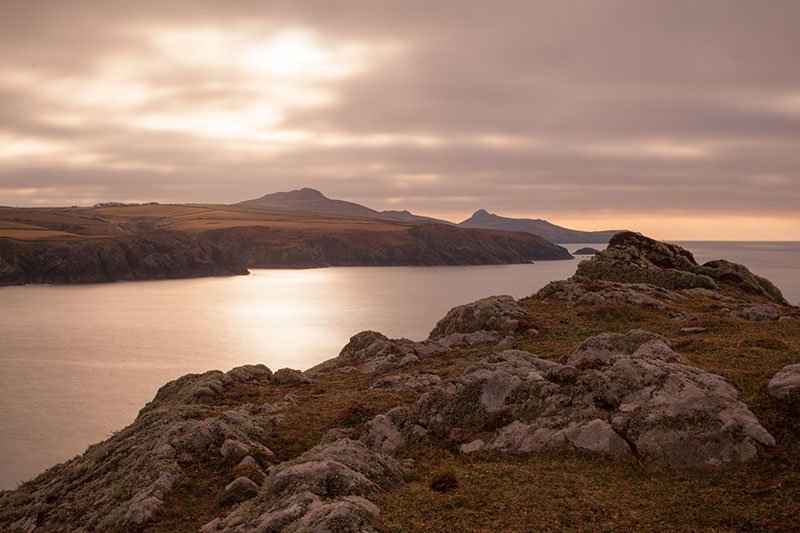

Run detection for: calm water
[[0, 242, 798, 489]]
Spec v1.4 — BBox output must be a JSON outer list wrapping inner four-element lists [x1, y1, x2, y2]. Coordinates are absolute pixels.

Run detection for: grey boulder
[[767, 364, 800, 401]]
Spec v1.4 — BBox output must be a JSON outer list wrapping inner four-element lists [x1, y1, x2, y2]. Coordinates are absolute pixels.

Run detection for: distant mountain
[[381, 210, 454, 225], [236, 188, 386, 219], [459, 209, 623, 243], [236, 189, 623, 243]]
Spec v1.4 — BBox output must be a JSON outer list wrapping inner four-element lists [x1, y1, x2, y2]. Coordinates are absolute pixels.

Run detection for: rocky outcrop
[[429, 295, 529, 338], [567, 329, 673, 367], [572, 232, 787, 304], [0, 365, 284, 531], [271, 368, 314, 385], [371, 372, 444, 393], [372, 334, 775, 470], [698, 260, 787, 304], [538, 279, 671, 309], [767, 364, 800, 401], [308, 316, 523, 377], [200, 438, 403, 532], [573, 232, 716, 291]]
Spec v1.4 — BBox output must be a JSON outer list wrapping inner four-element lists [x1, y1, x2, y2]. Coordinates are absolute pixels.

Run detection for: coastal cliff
[[0, 235, 247, 286], [0, 224, 571, 286], [204, 224, 572, 269], [1, 233, 798, 531]]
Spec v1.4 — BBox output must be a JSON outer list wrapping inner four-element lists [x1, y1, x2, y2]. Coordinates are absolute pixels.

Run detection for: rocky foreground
[[1, 232, 798, 531]]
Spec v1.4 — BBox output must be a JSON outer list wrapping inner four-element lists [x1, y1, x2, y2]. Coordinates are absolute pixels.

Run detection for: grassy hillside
[[0, 203, 412, 241]]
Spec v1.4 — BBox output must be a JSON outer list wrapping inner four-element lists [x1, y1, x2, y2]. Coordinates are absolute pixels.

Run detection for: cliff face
[[0, 235, 248, 286], [0, 202, 576, 287], [205, 224, 572, 269]]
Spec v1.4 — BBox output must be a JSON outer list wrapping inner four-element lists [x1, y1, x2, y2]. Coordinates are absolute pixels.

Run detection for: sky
[[1, 1, 799, 239]]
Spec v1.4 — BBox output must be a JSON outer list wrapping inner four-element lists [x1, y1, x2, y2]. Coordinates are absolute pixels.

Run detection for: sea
[[0, 241, 798, 489]]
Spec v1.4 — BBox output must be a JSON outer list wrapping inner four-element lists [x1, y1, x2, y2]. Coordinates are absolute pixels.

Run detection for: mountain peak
[[459, 210, 625, 243], [285, 187, 326, 199], [236, 187, 383, 219]]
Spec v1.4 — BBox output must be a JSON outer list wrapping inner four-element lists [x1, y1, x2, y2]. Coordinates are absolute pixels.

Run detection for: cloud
[[0, 0, 799, 238]]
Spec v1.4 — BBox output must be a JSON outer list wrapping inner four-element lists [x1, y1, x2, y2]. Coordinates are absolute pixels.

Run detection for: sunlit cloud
[[582, 140, 713, 160]]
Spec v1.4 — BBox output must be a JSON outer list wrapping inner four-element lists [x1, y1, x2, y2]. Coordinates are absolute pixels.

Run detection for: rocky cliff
[[0, 224, 571, 286], [1, 234, 798, 531], [205, 224, 571, 269], [0, 234, 247, 286]]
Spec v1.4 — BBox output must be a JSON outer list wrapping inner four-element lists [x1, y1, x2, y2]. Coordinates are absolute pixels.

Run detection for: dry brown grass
[[0, 229, 79, 239], [0, 203, 412, 242]]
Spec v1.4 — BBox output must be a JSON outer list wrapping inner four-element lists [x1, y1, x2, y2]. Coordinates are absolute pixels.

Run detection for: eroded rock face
[[768, 364, 800, 401], [0, 366, 280, 531], [429, 295, 528, 339], [0, 234, 248, 287], [201, 439, 403, 532], [378, 336, 774, 470]]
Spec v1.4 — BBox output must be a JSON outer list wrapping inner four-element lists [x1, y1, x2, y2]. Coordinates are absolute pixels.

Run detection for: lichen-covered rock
[[699, 260, 787, 304], [767, 364, 800, 401], [0, 365, 278, 531], [124, 471, 178, 525], [370, 372, 443, 393], [365, 412, 407, 453], [428, 295, 528, 339], [202, 439, 403, 532], [307, 296, 533, 378], [220, 438, 251, 463], [225, 476, 259, 494], [730, 304, 781, 321], [537, 279, 672, 309], [339, 331, 417, 362], [271, 368, 314, 385], [572, 232, 787, 304], [574, 233, 716, 291], [567, 329, 670, 367], [226, 364, 273, 384], [308, 331, 420, 376], [309, 326, 504, 378], [394, 338, 773, 470]]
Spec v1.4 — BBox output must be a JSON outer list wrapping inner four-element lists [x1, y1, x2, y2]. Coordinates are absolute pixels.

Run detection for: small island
[[573, 247, 601, 255]]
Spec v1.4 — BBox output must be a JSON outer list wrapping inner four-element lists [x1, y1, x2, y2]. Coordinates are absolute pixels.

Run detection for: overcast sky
[[1, 1, 799, 238]]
